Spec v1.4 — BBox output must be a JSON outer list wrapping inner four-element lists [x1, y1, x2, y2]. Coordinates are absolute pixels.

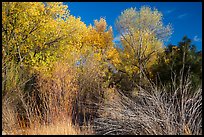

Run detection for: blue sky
[[65, 2, 202, 51]]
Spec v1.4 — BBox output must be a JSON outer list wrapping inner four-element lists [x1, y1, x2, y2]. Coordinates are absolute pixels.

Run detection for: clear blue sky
[[64, 2, 202, 51]]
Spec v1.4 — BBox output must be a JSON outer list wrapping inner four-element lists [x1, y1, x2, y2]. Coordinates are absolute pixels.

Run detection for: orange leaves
[[94, 18, 107, 33], [76, 17, 115, 69], [88, 18, 113, 49]]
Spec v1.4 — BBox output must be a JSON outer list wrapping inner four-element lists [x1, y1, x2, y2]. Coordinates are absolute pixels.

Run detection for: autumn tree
[[78, 18, 115, 70], [2, 2, 95, 128], [74, 18, 115, 121], [76, 18, 116, 87], [2, 2, 90, 94], [111, 6, 172, 93]]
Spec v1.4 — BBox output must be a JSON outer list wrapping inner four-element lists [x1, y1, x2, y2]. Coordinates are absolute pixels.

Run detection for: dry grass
[[2, 62, 94, 135], [94, 72, 202, 135], [2, 90, 93, 135], [2, 97, 93, 135], [2, 57, 201, 135], [2, 90, 94, 135], [6, 119, 93, 135], [3, 118, 93, 135], [2, 95, 20, 134]]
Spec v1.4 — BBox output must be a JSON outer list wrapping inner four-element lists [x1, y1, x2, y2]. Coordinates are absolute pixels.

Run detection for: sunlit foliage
[[114, 6, 172, 76]]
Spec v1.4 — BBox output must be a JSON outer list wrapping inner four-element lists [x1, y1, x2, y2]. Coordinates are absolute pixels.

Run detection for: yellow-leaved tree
[[77, 18, 115, 75], [2, 2, 94, 129], [2, 2, 89, 74], [2, 2, 91, 96], [110, 6, 172, 92]]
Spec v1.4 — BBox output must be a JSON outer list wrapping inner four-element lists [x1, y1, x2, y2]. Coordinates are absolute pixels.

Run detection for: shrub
[[94, 70, 202, 135]]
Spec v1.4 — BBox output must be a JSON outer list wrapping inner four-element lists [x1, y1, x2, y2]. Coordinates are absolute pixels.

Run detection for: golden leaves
[[3, 2, 168, 82], [2, 2, 73, 74], [114, 6, 172, 76], [94, 18, 107, 33]]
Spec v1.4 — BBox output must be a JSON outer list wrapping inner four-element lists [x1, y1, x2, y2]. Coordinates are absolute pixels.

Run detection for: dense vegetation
[[2, 2, 202, 135]]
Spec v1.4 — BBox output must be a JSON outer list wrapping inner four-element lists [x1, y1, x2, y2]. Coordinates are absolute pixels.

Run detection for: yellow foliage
[[2, 2, 90, 75], [114, 6, 171, 76]]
